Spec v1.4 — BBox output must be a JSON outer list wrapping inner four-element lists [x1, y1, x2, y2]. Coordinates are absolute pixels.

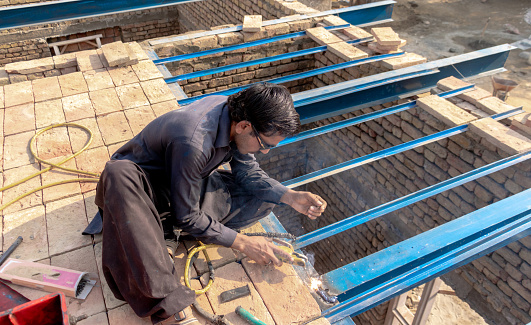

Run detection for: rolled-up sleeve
[[230, 149, 288, 203], [166, 141, 237, 247]]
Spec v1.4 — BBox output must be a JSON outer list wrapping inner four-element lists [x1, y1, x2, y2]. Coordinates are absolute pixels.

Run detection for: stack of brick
[[369, 27, 406, 54], [1, 42, 148, 85]]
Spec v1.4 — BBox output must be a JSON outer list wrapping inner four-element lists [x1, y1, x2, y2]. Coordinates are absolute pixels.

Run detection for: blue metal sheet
[[0, 0, 201, 30], [292, 44, 514, 124], [320, 188, 531, 321], [277, 85, 475, 148], [148, 1, 396, 46], [293, 149, 531, 250], [167, 44, 394, 84], [282, 107, 522, 189], [154, 25, 352, 65]]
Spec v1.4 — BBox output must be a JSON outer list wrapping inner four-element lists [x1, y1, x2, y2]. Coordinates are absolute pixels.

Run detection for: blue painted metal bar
[[292, 44, 514, 124], [177, 54, 431, 106], [148, 1, 395, 46], [283, 107, 522, 189], [277, 85, 475, 147], [0, 0, 201, 30], [321, 188, 531, 321], [292, 147, 530, 250], [166, 37, 377, 83], [154, 25, 353, 65]]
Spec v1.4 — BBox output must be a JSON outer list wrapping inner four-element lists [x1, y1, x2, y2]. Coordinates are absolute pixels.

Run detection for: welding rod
[[0, 236, 23, 266]]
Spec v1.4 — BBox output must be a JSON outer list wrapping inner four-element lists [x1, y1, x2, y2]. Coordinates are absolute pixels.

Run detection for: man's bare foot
[[156, 306, 200, 325]]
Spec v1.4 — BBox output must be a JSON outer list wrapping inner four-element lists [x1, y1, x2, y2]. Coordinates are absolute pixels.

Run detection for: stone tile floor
[[0, 53, 326, 325]]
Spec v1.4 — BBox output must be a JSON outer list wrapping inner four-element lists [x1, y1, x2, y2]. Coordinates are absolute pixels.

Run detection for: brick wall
[[0, 4, 180, 68], [177, 0, 319, 33]]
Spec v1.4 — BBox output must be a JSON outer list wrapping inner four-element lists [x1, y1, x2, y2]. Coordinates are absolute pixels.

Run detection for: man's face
[[234, 122, 285, 155]]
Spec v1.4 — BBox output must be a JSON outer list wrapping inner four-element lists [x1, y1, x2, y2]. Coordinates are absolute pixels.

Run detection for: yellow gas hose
[[0, 123, 100, 211], [184, 242, 221, 295]]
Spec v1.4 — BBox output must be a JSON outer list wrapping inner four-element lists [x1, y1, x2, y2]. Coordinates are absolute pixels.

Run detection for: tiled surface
[[0, 54, 326, 325]]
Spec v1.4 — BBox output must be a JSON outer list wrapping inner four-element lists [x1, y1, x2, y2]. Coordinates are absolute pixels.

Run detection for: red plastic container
[[0, 292, 69, 325]]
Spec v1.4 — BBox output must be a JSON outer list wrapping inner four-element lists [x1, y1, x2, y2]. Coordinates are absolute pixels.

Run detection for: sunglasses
[[251, 125, 277, 150]]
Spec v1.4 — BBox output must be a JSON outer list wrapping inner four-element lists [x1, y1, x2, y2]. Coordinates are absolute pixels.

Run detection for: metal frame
[[321, 187, 531, 322]]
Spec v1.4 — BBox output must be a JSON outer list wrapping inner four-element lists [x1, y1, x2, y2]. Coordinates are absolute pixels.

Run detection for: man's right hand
[[231, 233, 293, 267]]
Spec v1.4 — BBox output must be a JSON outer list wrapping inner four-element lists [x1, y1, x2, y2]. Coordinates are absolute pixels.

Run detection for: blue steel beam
[[154, 25, 353, 65], [168, 43, 395, 84], [148, 1, 396, 46], [0, 0, 201, 30], [321, 188, 531, 321], [283, 107, 522, 189], [292, 44, 513, 124], [177, 59, 435, 106], [277, 85, 475, 147], [292, 148, 531, 250], [164, 36, 370, 82]]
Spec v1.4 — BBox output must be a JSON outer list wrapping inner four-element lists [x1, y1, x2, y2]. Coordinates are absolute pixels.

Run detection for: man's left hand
[[280, 189, 327, 220]]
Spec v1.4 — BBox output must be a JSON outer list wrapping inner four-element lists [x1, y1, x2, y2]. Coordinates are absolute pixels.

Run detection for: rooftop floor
[[0, 46, 326, 325]]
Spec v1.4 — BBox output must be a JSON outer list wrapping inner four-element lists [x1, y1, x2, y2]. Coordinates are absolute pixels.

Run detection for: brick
[[343, 26, 373, 40], [75, 146, 109, 192], [243, 15, 262, 32], [123, 105, 156, 136], [0, 68, 8, 86], [107, 302, 154, 324], [83, 68, 114, 91], [93, 243, 126, 309], [53, 52, 77, 69], [306, 27, 343, 45], [458, 88, 492, 105], [327, 42, 368, 61], [97, 57, 127, 80], [151, 100, 179, 117], [32, 76, 62, 102], [371, 27, 401, 45], [216, 32, 243, 46], [35, 99, 65, 129], [97, 111, 134, 145], [5, 57, 54, 74], [242, 258, 321, 324], [101, 41, 131, 67], [76, 50, 104, 71], [470, 118, 531, 155], [3, 131, 35, 170], [89, 88, 122, 116], [202, 262, 275, 324], [4, 103, 35, 136], [62, 93, 95, 122], [191, 35, 218, 50], [264, 23, 289, 37], [381, 53, 427, 70], [58, 71, 89, 96], [417, 95, 476, 127], [40, 159, 81, 203], [126, 42, 150, 61], [34, 125, 72, 161], [0, 85, 3, 109], [4, 80, 33, 108], [131, 60, 163, 81], [77, 312, 109, 325], [436, 76, 472, 92], [68, 117, 105, 152], [510, 112, 531, 136], [476, 96, 515, 115], [508, 276, 531, 303], [116, 83, 150, 109], [2, 163, 42, 214], [45, 195, 91, 256], [323, 15, 350, 26], [3, 206, 47, 261]]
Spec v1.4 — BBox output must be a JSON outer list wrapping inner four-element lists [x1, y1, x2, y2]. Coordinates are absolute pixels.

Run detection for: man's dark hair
[[227, 83, 301, 137]]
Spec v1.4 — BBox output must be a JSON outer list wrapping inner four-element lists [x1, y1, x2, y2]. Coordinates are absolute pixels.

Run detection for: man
[[93, 83, 327, 324]]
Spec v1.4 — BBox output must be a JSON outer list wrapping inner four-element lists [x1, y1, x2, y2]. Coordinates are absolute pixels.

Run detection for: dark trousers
[[94, 160, 275, 323]]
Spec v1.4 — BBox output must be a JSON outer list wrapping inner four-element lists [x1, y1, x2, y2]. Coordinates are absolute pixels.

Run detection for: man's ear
[[235, 120, 251, 134]]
